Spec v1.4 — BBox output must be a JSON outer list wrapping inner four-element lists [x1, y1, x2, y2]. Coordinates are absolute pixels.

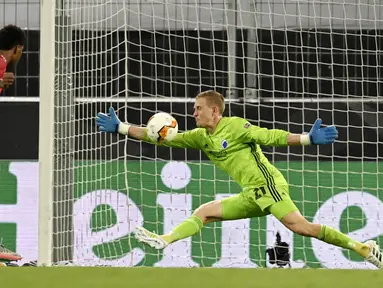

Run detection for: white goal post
[[38, 0, 383, 268], [38, 0, 55, 266]]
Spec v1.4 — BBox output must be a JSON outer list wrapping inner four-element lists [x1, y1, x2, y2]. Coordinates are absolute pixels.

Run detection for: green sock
[[165, 215, 203, 244], [318, 225, 370, 257], [317, 225, 357, 250]]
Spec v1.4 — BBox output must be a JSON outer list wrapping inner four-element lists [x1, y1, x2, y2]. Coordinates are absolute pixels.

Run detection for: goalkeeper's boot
[[0, 244, 22, 262], [133, 226, 168, 250], [364, 240, 383, 269]]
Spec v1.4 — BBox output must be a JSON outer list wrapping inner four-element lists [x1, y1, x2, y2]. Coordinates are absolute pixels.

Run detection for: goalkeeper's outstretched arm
[[288, 119, 338, 146], [239, 118, 338, 147], [118, 123, 147, 141], [95, 107, 203, 149], [94, 107, 147, 140], [119, 123, 202, 149]]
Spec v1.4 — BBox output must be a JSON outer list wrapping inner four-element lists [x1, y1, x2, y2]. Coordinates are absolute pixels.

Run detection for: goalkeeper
[[96, 90, 383, 268]]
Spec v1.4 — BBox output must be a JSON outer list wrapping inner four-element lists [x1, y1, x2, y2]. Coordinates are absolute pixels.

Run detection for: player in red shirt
[[0, 25, 25, 94], [0, 25, 25, 266]]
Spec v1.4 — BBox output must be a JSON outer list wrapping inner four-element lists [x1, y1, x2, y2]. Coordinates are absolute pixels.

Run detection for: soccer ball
[[147, 112, 178, 142]]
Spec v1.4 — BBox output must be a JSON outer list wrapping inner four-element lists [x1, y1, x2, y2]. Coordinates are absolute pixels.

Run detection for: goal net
[[41, 0, 383, 268]]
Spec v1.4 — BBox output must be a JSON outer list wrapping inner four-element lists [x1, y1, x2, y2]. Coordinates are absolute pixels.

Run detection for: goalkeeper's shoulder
[[224, 116, 254, 129], [159, 127, 206, 149], [178, 127, 206, 138], [226, 116, 286, 132]]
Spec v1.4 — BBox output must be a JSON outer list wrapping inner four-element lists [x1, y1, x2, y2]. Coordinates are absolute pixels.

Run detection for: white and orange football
[[147, 112, 178, 142]]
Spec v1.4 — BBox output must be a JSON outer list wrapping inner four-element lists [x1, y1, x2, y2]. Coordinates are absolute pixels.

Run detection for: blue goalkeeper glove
[[308, 118, 338, 145], [96, 107, 120, 133]]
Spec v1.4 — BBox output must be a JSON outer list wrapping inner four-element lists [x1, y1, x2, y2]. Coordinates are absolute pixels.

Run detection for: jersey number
[[254, 186, 267, 200]]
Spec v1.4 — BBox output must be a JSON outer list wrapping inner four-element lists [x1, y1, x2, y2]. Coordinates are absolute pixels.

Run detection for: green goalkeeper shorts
[[221, 185, 298, 221]]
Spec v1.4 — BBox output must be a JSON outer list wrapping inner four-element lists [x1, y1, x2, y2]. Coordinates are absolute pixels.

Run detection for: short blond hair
[[196, 90, 225, 115]]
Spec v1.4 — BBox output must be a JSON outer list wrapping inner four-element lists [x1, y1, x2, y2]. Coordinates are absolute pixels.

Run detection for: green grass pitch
[[2, 267, 383, 288]]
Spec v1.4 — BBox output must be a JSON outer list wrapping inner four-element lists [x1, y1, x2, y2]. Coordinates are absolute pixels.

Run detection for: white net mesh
[[50, 0, 383, 268]]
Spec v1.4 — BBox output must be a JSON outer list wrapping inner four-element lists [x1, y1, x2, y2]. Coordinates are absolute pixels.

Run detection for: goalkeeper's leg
[[134, 192, 265, 249], [134, 200, 223, 249], [270, 200, 383, 269]]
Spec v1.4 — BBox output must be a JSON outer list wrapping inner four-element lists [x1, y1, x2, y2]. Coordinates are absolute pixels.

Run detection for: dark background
[[1, 28, 382, 161]]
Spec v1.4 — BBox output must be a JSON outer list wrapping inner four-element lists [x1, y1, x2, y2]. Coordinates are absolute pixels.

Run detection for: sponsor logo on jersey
[[221, 140, 228, 149], [244, 122, 251, 129]]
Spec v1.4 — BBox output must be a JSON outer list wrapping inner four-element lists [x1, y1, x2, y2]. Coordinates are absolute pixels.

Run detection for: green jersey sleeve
[[230, 117, 289, 146], [142, 128, 204, 149]]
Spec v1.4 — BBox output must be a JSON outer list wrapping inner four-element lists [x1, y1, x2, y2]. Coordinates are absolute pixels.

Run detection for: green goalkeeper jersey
[[144, 117, 290, 189]]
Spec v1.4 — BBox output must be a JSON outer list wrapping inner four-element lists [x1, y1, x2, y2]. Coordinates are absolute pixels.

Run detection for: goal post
[[39, 0, 74, 266], [38, 0, 55, 267], [38, 1, 383, 268]]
